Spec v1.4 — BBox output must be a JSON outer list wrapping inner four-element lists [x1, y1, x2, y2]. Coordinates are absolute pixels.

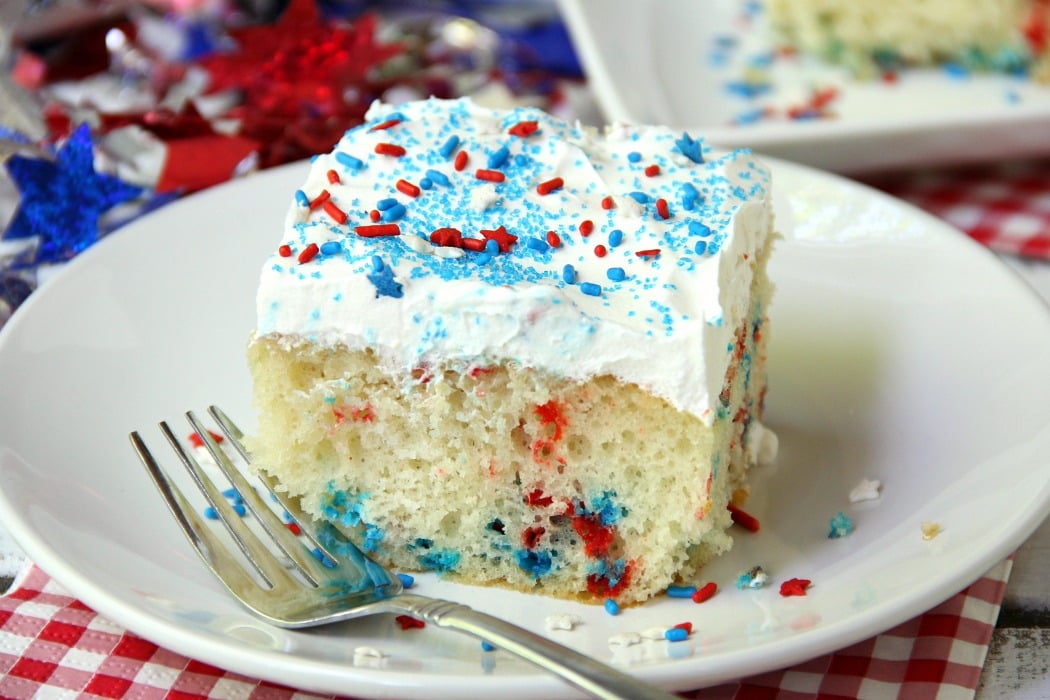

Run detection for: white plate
[[0, 159, 1049, 699], [559, 0, 1050, 173]]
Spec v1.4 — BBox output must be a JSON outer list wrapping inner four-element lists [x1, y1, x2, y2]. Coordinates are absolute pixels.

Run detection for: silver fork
[[130, 406, 680, 700]]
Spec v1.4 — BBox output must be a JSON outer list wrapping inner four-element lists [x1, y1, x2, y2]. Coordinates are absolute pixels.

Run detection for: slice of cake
[[246, 97, 778, 605], [766, 0, 1050, 80]]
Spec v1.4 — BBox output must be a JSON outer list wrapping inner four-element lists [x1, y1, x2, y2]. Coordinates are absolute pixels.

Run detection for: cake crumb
[[545, 613, 583, 632], [849, 478, 882, 503], [921, 521, 942, 540], [828, 511, 854, 539], [736, 565, 768, 590]]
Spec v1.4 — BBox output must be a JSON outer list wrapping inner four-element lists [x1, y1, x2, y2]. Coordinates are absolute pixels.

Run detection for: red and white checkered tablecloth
[[0, 558, 1013, 700], [862, 159, 1050, 260]]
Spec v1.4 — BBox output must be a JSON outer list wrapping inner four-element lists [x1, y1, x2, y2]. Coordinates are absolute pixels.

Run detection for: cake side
[[246, 97, 778, 604], [766, 0, 1047, 78]]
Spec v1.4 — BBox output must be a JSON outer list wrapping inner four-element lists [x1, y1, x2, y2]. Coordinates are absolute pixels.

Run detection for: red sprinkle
[[396, 179, 421, 197], [635, 248, 661, 257], [322, 200, 347, 225], [780, 578, 812, 597], [395, 615, 425, 630], [461, 237, 487, 252], [285, 522, 302, 536], [297, 243, 319, 264], [644, 164, 661, 177], [454, 150, 469, 171], [508, 120, 539, 137], [673, 621, 693, 635], [187, 430, 224, 448], [277, 244, 292, 257], [475, 169, 506, 183], [481, 225, 518, 252], [692, 582, 718, 604], [655, 198, 670, 219], [546, 230, 562, 248], [524, 489, 555, 507], [375, 142, 406, 157], [309, 189, 331, 209], [536, 177, 564, 195], [369, 118, 401, 131], [727, 503, 760, 532], [601, 196, 615, 210], [594, 244, 607, 258], [369, 209, 381, 222], [355, 224, 401, 238], [579, 219, 594, 237], [430, 227, 464, 247], [326, 169, 340, 184]]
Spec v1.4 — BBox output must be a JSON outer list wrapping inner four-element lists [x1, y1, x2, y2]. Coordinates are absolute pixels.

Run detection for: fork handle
[[381, 593, 680, 700]]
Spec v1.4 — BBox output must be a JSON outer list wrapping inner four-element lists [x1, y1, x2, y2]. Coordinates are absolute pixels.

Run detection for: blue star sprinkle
[[3, 124, 143, 265], [674, 132, 704, 164]]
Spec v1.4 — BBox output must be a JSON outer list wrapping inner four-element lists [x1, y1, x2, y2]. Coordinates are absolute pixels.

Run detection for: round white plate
[[0, 159, 1048, 698], [559, 0, 1050, 173]]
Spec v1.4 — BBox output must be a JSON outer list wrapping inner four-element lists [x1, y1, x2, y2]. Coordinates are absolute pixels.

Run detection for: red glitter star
[[198, 1, 405, 167]]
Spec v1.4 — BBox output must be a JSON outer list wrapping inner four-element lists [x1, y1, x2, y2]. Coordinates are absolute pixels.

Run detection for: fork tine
[[208, 407, 400, 593], [156, 420, 296, 590], [190, 410, 333, 585], [130, 430, 269, 597]]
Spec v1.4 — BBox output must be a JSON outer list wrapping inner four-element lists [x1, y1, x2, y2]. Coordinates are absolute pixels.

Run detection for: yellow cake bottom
[[246, 249, 776, 605]]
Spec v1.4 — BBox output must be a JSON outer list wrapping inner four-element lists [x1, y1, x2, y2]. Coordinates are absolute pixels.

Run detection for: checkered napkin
[[0, 559, 1012, 700], [862, 159, 1050, 260]]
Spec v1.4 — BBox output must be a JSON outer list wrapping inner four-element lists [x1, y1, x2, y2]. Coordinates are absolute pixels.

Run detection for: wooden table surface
[[976, 257, 1050, 699]]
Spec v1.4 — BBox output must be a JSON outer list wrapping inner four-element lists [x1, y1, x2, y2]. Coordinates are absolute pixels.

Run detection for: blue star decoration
[[3, 124, 143, 265]]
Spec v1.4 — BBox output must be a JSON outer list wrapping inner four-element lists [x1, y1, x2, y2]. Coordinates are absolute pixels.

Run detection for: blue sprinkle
[[376, 197, 399, 211], [231, 504, 246, 516], [320, 241, 342, 255], [397, 573, 415, 588], [580, 282, 602, 297], [689, 221, 712, 237], [203, 506, 219, 520], [527, 237, 549, 253], [367, 257, 404, 299], [294, 189, 309, 207], [312, 548, 337, 568], [419, 178, 433, 190], [666, 585, 697, 599], [382, 203, 407, 222], [607, 267, 626, 282], [221, 487, 242, 504], [665, 627, 689, 642], [439, 134, 460, 159], [475, 253, 492, 265], [694, 240, 707, 255], [724, 80, 773, 98], [562, 264, 576, 284], [484, 239, 499, 255], [488, 144, 510, 169], [627, 151, 641, 163], [628, 191, 650, 204], [481, 641, 496, 652], [604, 599, 620, 616], [674, 132, 704, 164], [335, 152, 363, 170], [944, 63, 970, 80], [425, 169, 450, 186], [515, 549, 552, 577], [371, 255, 384, 272], [419, 550, 461, 572], [514, 154, 529, 166], [608, 229, 624, 247]]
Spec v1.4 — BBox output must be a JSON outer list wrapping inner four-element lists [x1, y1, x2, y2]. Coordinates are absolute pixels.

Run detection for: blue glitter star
[[3, 124, 143, 265]]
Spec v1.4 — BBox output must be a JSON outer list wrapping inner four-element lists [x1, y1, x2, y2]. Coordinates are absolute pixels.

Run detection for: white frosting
[[254, 98, 773, 423]]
